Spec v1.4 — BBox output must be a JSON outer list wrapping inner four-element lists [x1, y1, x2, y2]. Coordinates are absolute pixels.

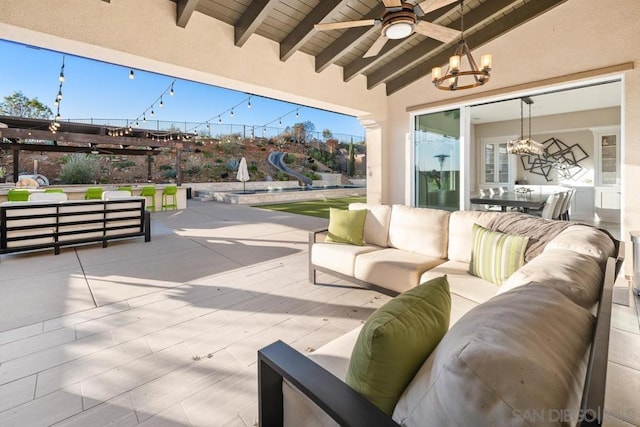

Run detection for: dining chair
[[561, 188, 576, 220], [537, 193, 560, 219], [552, 191, 567, 220]]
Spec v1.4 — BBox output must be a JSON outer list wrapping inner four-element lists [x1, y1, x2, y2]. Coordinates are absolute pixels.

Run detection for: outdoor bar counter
[[0, 184, 188, 210]]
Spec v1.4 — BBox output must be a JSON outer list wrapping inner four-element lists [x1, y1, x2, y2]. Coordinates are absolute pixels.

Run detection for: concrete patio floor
[[0, 201, 638, 426]]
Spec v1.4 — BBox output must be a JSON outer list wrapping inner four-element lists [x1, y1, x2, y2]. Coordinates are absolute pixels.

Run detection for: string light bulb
[[57, 90, 63, 101], [142, 114, 146, 123], [150, 108, 155, 117], [129, 70, 135, 80], [230, 109, 234, 118], [296, 110, 299, 118], [218, 116, 222, 123], [53, 99, 59, 106], [159, 97, 164, 107], [169, 84, 175, 96], [247, 98, 252, 109]]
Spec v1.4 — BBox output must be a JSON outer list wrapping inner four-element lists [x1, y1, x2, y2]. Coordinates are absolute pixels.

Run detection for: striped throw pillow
[[468, 224, 529, 285]]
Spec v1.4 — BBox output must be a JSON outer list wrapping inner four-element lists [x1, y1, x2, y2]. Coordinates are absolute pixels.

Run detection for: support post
[[12, 147, 19, 182], [175, 142, 183, 186]]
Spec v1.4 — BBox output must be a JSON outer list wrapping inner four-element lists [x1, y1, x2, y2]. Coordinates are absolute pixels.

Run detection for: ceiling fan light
[[384, 21, 414, 39]]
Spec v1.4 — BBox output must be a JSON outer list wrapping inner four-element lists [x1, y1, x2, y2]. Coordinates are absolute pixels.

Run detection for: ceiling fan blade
[[417, 0, 459, 14], [414, 21, 460, 43], [314, 19, 376, 31], [363, 34, 388, 58], [382, 0, 402, 8]]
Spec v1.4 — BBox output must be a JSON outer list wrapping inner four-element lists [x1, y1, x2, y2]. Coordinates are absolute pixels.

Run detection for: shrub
[[164, 169, 177, 179], [59, 153, 98, 184], [309, 163, 318, 171], [113, 160, 136, 170], [226, 157, 239, 171], [159, 164, 174, 171], [274, 171, 289, 181], [284, 153, 296, 164], [305, 172, 321, 180]]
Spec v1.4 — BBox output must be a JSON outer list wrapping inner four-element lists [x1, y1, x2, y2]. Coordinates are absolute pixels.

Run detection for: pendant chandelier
[[431, 0, 492, 91], [507, 97, 545, 156]]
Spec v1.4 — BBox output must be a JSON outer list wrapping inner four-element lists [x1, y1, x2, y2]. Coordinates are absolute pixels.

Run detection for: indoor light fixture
[[431, 0, 491, 91], [507, 97, 544, 156]]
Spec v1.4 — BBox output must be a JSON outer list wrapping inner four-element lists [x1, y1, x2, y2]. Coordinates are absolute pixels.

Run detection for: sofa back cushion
[[392, 283, 594, 426], [544, 225, 615, 265], [345, 276, 450, 416], [349, 203, 391, 247], [387, 205, 449, 258], [498, 249, 604, 309], [448, 210, 501, 262]]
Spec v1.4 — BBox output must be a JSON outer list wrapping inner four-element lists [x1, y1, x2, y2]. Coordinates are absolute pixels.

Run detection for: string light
[[131, 79, 176, 126], [159, 97, 164, 107], [150, 108, 155, 117], [186, 94, 252, 133], [129, 70, 135, 80], [262, 106, 303, 129], [247, 97, 252, 109], [59, 56, 65, 82], [170, 83, 175, 96], [230, 109, 234, 118]]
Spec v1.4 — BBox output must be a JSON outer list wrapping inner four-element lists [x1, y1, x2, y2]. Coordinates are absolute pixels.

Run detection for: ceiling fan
[[314, 0, 461, 58]]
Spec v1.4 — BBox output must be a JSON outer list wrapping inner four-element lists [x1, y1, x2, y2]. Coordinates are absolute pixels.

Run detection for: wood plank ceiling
[[168, 0, 567, 96]]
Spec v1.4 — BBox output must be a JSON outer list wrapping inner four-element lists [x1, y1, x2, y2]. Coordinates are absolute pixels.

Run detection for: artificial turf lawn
[[255, 196, 366, 219]]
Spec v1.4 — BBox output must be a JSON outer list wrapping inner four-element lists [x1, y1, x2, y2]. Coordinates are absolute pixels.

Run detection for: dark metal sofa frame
[[261, 238, 624, 427], [0, 198, 151, 260]]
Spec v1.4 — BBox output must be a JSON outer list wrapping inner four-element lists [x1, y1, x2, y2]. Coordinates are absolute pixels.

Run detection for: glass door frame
[[409, 75, 625, 212]]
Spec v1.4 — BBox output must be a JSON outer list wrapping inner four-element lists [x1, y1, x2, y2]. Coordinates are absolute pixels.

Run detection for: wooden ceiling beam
[[176, 0, 200, 28], [235, 0, 278, 47], [314, 3, 385, 73], [342, 2, 459, 82], [367, 0, 515, 89], [280, 0, 345, 62], [385, 0, 568, 95]]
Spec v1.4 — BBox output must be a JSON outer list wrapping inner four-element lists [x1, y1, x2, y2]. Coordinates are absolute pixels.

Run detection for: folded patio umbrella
[[236, 157, 250, 193]]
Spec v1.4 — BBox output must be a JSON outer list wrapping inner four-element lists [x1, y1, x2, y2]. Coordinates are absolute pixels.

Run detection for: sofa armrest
[[258, 340, 400, 427], [309, 227, 329, 243], [579, 256, 616, 427]]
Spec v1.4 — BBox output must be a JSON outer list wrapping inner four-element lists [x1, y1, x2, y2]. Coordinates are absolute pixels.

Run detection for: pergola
[[0, 115, 196, 185]]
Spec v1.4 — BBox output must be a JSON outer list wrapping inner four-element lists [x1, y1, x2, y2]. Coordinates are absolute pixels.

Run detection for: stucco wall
[[386, 0, 639, 274]]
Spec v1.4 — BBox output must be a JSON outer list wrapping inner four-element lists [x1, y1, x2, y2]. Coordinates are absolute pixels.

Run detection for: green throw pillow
[[345, 276, 451, 415], [325, 208, 367, 246], [468, 223, 529, 285]]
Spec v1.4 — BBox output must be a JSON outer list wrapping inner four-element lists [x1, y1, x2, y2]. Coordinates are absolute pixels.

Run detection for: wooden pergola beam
[[0, 128, 191, 149], [1, 143, 161, 156]]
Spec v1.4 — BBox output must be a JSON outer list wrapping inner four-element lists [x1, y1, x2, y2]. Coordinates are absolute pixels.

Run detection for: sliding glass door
[[414, 109, 460, 210]]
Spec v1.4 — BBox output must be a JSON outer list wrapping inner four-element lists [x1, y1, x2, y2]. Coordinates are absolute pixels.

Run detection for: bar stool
[[85, 187, 104, 200], [140, 186, 156, 211], [162, 185, 178, 210], [7, 189, 30, 201], [116, 186, 133, 195]]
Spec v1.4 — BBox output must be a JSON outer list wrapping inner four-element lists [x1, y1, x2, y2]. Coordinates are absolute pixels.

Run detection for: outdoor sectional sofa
[[258, 204, 624, 427], [0, 197, 151, 260]]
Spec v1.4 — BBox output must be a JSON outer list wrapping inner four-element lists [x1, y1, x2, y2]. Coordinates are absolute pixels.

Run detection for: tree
[[0, 91, 53, 119], [292, 121, 316, 143], [348, 138, 356, 177], [322, 128, 333, 140]]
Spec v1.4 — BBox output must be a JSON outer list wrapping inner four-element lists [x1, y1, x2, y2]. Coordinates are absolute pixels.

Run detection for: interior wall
[[473, 107, 621, 187]]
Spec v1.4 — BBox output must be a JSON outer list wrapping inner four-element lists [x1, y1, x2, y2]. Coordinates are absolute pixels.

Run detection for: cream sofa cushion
[[349, 203, 391, 248], [283, 327, 362, 427], [420, 261, 499, 305], [354, 249, 445, 294], [498, 249, 604, 309], [447, 210, 501, 262], [544, 225, 614, 265], [388, 205, 449, 258], [393, 284, 594, 427], [312, 242, 379, 277]]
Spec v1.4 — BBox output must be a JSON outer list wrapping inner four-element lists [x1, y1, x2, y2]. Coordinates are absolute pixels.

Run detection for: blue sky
[[0, 39, 364, 139]]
